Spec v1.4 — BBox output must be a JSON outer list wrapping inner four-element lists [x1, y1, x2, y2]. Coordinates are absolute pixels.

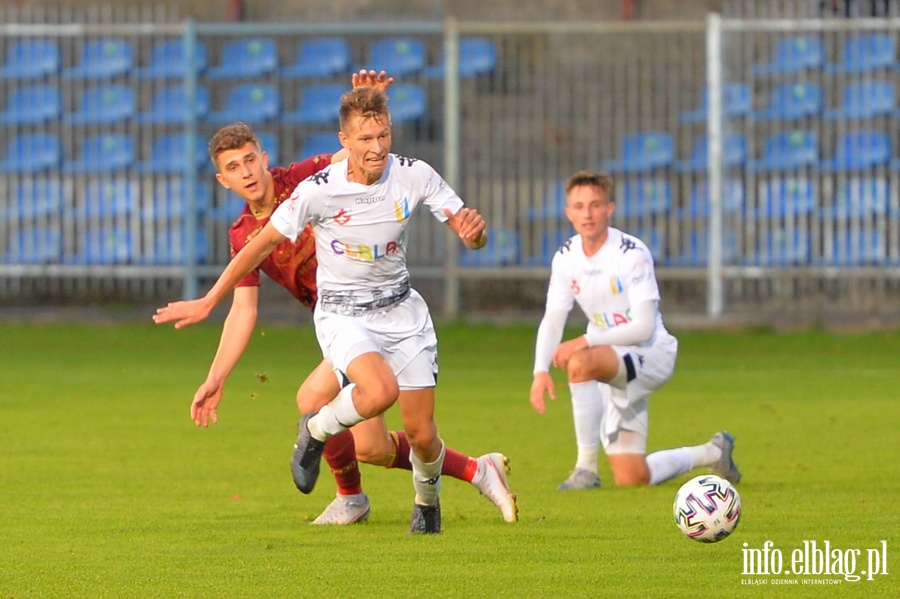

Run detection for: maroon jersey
[[228, 154, 332, 309]]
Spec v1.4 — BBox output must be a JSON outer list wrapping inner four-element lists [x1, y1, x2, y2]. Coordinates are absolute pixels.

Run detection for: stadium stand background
[[1, 0, 899, 328]]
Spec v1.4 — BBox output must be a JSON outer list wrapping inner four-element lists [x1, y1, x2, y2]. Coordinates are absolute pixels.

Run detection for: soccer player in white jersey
[[153, 87, 491, 534], [529, 170, 741, 490]]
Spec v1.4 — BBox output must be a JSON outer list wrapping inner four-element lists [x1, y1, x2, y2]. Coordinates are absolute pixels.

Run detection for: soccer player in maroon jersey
[[174, 71, 517, 525]]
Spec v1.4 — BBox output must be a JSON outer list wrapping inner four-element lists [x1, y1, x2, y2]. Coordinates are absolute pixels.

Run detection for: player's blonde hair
[[565, 170, 615, 202], [339, 87, 391, 131], [207, 122, 261, 166]]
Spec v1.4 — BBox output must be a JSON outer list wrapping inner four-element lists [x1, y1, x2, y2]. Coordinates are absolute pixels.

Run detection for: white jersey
[[270, 154, 463, 300], [534, 227, 673, 372]]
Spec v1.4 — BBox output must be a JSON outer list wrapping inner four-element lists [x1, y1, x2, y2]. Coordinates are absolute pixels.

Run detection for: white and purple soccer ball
[[673, 474, 742, 543]]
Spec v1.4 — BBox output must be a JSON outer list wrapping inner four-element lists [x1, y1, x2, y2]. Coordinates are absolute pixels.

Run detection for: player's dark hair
[[208, 122, 261, 166], [565, 170, 615, 202], [339, 87, 391, 131]]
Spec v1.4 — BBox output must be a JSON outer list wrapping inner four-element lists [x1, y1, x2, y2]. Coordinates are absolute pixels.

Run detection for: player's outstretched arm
[[443, 207, 488, 249], [153, 223, 286, 329]]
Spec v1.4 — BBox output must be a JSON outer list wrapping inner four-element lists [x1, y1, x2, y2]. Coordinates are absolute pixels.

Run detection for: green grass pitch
[[0, 321, 897, 597]]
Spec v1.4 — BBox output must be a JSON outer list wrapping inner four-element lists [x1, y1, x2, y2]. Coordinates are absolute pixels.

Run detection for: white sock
[[410, 440, 444, 506], [308, 384, 363, 441], [570, 381, 603, 473], [647, 447, 693, 485]]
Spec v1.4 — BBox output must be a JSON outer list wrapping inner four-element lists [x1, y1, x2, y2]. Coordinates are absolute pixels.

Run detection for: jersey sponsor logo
[[355, 195, 385, 205], [396, 155, 418, 167], [619, 235, 638, 253], [591, 308, 633, 330], [394, 197, 410, 221], [333, 208, 351, 225], [330, 239, 399, 262], [609, 276, 624, 294]]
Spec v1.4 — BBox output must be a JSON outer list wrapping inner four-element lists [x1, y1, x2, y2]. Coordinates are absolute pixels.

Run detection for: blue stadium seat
[[298, 132, 340, 159], [527, 179, 568, 221], [143, 180, 212, 220], [625, 227, 665, 260], [0, 133, 62, 173], [0, 39, 60, 79], [137, 133, 208, 174], [356, 37, 426, 77], [679, 83, 751, 123], [75, 228, 134, 265], [2, 178, 65, 220], [822, 228, 886, 265], [746, 227, 810, 266], [756, 176, 817, 217], [255, 132, 279, 165], [135, 84, 209, 124], [751, 36, 825, 75], [66, 84, 135, 125], [615, 178, 672, 218], [825, 177, 890, 218], [824, 81, 895, 120], [752, 82, 823, 121], [207, 84, 280, 124], [820, 131, 891, 171], [824, 33, 896, 73], [748, 130, 818, 172], [134, 38, 207, 79], [388, 83, 426, 123], [76, 179, 139, 219], [3, 227, 63, 264], [206, 38, 278, 79], [522, 227, 575, 266], [282, 83, 344, 125], [600, 132, 674, 173], [0, 85, 62, 124], [425, 37, 498, 78], [678, 179, 745, 218], [676, 133, 747, 173], [145, 226, 209, 265], [459, 226, 520, 266], [62, 39, 133, 79], [671, 230, 739, 267], [63, 134, 135, 174], [280, 37, 351, 78], [212, 193, 247, 222]]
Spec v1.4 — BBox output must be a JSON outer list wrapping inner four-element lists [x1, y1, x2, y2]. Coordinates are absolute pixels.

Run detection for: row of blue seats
[[600, 129, 900, 173], [531, 176, 896, 221], [0, 131, 339, 174], [0, 82, 427, 126], [0, 177, 266, 225], [752, 33, 897, 75], [459, 226, 896, 268], [0, 36, 497, 80], [681, 80, 900, 123], [3, 226, 208, 266], [7, 222, 890, 268]]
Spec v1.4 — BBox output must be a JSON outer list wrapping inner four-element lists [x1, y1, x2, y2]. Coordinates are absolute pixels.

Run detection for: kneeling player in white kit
[[529, 170, 741, 490]]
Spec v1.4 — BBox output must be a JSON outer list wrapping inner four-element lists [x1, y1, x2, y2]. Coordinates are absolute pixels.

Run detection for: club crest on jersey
[[333, 208, 351, 225], [609, 277, 624, 294], [394, 198, 410, 221]]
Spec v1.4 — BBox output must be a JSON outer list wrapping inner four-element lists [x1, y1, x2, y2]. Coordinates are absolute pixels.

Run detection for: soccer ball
[[673, 474, 741, 543]]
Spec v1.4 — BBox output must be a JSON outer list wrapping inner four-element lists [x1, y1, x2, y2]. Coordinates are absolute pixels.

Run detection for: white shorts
[[314, 289, 438, 390], [601, 331, 678, 455]]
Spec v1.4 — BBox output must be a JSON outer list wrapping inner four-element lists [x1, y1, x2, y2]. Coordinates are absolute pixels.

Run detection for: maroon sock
[[390, 431, 477, 482], [323, 429, 362, 495]]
